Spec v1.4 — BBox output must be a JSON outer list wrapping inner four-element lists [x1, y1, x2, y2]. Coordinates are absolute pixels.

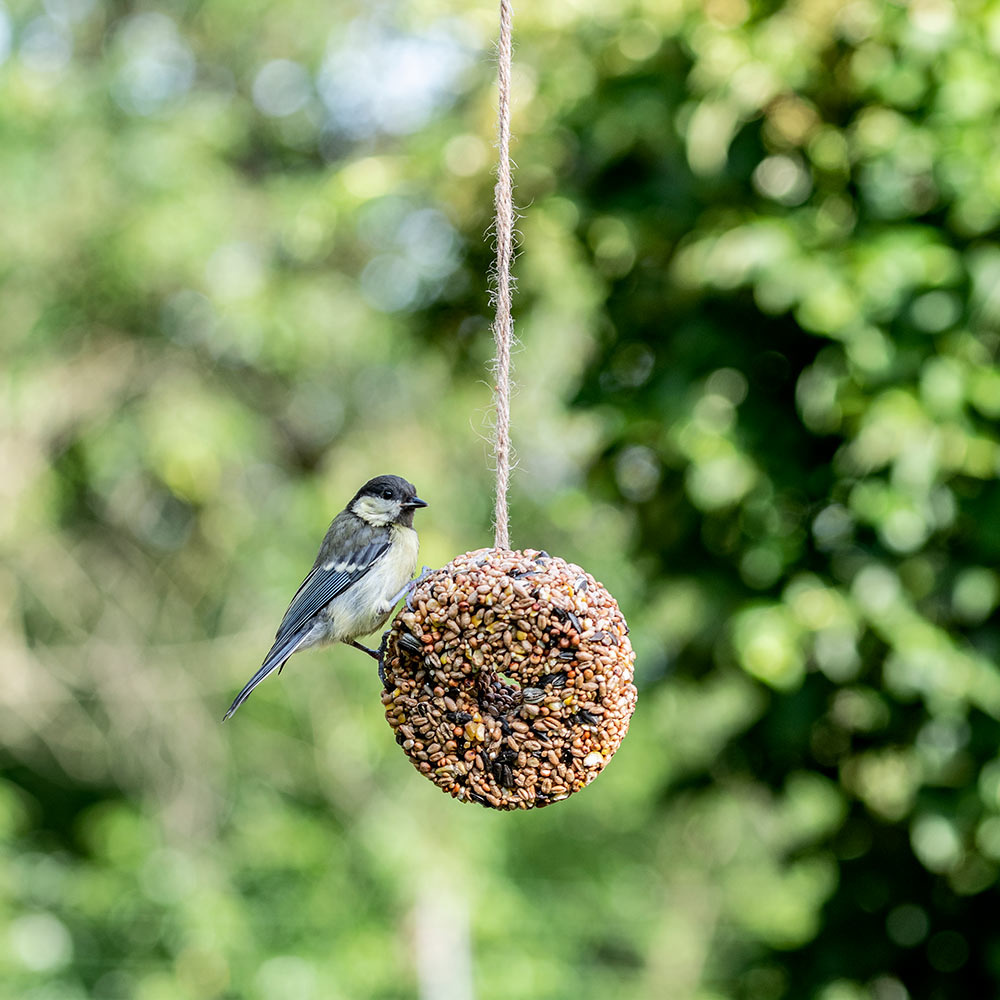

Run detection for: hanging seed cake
[[381, 548, 637, 810]]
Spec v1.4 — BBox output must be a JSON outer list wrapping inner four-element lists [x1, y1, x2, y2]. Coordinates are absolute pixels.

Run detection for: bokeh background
[[3, 0, 1000, 997]]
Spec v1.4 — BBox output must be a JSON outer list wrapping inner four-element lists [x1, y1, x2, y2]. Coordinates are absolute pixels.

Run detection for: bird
[[223, 474, 428, 721]]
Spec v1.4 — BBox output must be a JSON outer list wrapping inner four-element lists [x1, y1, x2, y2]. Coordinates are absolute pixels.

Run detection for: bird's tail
[[223, 631, 310, 721]]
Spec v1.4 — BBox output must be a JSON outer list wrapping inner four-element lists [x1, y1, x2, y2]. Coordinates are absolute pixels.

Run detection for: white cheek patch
[[352, 496, 402, 525]]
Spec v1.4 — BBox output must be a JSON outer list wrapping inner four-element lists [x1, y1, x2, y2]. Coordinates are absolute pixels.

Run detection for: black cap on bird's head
[[351, 474, 427, 527]]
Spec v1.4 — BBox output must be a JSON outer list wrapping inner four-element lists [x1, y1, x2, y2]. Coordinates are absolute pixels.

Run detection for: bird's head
[[350, 474, 428, 528]]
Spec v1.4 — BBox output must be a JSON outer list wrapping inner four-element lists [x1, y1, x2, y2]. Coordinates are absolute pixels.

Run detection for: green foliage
[[2, 1, 999, 998]]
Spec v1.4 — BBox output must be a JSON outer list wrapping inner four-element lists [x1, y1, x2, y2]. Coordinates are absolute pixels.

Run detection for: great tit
[[223, 474, 427, 721]]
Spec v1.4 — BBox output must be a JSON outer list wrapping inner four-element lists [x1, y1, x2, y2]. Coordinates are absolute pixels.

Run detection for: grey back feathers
[[314, 507, 391, 573], [282, 534, 390, 645]]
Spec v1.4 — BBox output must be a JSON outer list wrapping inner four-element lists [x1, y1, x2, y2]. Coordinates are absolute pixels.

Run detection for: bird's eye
[[382, 489, 395, 500]]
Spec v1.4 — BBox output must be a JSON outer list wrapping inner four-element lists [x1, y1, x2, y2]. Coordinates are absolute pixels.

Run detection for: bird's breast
[[327, 525, 419, 641], [370, 524, 420, 603]]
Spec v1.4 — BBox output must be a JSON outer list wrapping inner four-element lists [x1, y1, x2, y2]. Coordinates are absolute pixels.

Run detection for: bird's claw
[[404, 566, 435, 611], [388, 566, 436, 611], [376, 631, 391, 687]]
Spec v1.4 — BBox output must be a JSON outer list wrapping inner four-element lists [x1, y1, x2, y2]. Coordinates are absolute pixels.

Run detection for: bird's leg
[[353, 635, 392, 689], [350, 639, 381, 661], [391, 565, 434, 611]]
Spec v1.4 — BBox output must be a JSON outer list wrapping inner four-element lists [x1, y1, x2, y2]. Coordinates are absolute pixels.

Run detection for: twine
[[491, 0, 514, 551]]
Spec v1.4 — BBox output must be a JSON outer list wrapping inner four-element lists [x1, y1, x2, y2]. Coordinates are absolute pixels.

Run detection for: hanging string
[[491, 0, 514, 550]]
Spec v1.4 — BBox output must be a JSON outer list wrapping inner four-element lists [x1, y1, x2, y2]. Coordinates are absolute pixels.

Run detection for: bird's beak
[[404, 496, 428, 509]]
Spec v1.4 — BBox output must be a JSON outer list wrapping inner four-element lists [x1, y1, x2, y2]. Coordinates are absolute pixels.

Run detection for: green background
[[3, 0, 1000, 997]]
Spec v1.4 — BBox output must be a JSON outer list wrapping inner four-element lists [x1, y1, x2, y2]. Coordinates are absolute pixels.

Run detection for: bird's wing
[[222, 535, 390, 722], [273, 535, 390, 645]]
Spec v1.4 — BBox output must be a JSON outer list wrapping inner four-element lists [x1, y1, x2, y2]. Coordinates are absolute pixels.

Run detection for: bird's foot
[[395, 565, 434, 611], [375, 631, 392, 687], [352, 636, 393, 688]]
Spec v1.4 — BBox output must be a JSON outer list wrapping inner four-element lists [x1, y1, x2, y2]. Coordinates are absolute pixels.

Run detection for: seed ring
[[380, 548, 637, 810]]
